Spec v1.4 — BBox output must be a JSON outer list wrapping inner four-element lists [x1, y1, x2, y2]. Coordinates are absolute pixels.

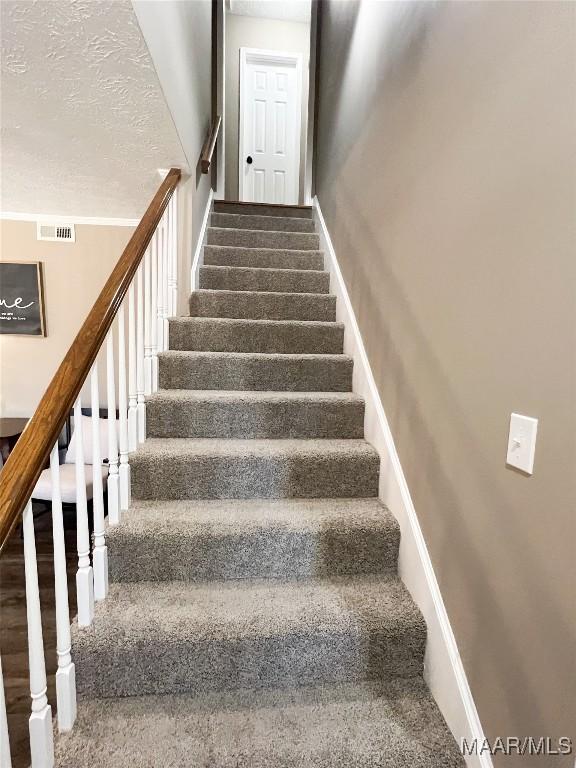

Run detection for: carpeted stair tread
[[129, 439, 380, 500], [130, 437, 380, 499], [108, 498, 399, 582], [208, 226, 320, 251], [212, 212, 316, 233], [145, 389, 364, 438], [55, 679, 464, 767], [72, 575, 427, 698], [204, 244, 324, 270], [158, 350, 354, 391], [189, 289, 336, 321], [199, 264, 330, 294], [169, 317, 344, 354], [214, 200, 313, 218]]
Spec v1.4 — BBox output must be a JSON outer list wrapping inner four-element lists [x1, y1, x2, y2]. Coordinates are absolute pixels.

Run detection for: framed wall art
[[0, 261, 47, 336]]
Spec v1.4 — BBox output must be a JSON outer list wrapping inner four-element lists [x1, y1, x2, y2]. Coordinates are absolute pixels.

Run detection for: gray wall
[[224, 12, 310, 202], [314, 1, 576, 764], [132, 0, 213, 313]]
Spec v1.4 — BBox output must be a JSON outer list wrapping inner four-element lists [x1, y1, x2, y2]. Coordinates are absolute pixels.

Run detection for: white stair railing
[[144, 244, 153, 397], [117, 304, 131, 511], [136, 262, 146, 443], [74, 398, 95, 628], [23, 500, 54, 767], [127, 283, 138, 452], [91, 363, 109, 602], [106, 331, 121, 526], [0, 169, 180, 768], [150, 230, 159, 392], [50, 444, 76, 732]]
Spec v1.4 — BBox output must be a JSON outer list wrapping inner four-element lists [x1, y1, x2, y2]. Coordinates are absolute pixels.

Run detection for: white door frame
[[238, 47, 303, 203]]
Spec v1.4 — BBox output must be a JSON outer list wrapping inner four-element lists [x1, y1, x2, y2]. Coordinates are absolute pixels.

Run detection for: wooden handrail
[[0, 167, 181, 551], [200, 115, 222, 174]]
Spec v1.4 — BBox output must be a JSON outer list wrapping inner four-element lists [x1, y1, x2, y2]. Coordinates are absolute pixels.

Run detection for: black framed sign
[[0, 261, 46, 336]]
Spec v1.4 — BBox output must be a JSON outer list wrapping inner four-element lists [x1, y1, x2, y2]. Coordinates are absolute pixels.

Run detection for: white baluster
[[166, 198, 174, 317], [162, 213, 170, 349], [136, 262, 146, 442], [73, 399, 95, 628], [0, 655, 11, 768], [106, 332, 120, 525], [171, 191, 178, 316], [49, 445, 76, 732], [117, 305, 131, 510], [23, 501, 55, 767], [127, 281, 138, 452], [150, 231, 159, 392], [91, 365, 108, 601], [156, 222, 165, 355], [143, 246, 153, 396]]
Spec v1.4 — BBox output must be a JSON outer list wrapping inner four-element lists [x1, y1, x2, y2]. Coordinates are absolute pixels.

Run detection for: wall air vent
[[36, 222, 76, 243]]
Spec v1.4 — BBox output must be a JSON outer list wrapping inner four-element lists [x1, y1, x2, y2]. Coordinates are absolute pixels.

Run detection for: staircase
[[55, 201, 463, 767]]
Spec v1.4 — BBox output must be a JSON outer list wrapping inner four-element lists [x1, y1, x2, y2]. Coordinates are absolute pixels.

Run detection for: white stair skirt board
[[191, 189, 214, 292], [313, 198, 492, 768]]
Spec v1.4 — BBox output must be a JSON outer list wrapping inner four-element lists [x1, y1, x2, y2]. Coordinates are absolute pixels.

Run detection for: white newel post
[[136, 262, 146, 442], [117, 305, 131, 510], [49, 445, 77, 732], [106, 332, 120, 525], [156, 222, 165, 355], [90, 364, 108, 601], [150, 231, 159, 392], [73, 399, 95, 628], [0, 655, 11, 768], [127, 282, 138, 452], [22, 501, 55, 767]]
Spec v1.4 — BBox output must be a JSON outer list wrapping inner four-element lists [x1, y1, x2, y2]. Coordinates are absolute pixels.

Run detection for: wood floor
[[0, 506, 77, 768]]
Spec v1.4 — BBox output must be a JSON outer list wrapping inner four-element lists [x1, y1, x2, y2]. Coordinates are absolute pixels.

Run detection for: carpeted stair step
[[189, 289, 336, 321], [214, 200, 313, 218], [204, 244, 324, 271], [145, 390, 364, 439], [107, 498, 400, 583], [169, 317, 344, 354], [130, 438, 380, 499], [158, 351, 353, 391], [208, 226, 320, 251], [212, 212, 316, 233], [72, 575, 426, 698], [55, 679, 464, 768], [199, 265, 330, 294]]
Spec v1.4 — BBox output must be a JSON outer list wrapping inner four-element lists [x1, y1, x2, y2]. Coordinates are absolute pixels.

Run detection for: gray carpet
[[189, 289, 337, 321], [61, 200, 463, 766], [54, 680, 464, 768]]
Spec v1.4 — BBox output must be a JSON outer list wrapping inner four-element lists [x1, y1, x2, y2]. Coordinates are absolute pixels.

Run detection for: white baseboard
[[313, 197, 492, 768], [191, 189, 214, 292]]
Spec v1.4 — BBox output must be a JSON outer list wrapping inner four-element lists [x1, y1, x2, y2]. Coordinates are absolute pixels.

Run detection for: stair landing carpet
[[56, 201, 464, 767]]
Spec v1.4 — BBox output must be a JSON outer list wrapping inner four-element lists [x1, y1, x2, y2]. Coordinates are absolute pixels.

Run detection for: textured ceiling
[[228, 0, 311, 24], [0, 0, 188, 218]]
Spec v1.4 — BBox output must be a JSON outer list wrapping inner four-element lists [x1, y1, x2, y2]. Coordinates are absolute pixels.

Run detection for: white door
[[239, 48, 302, 205]]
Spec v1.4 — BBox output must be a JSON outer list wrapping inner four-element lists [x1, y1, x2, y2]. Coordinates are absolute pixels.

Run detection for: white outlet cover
[[506, 413, 538, 474]]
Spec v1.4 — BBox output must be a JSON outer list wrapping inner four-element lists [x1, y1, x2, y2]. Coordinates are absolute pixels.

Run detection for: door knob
[[246, 155, 253, 165]]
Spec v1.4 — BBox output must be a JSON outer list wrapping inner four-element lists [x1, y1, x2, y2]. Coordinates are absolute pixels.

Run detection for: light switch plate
[[506, 413, 538, 474]]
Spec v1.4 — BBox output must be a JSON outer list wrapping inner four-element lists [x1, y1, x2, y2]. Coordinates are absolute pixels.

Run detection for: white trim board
[[190, 188, 214, 292], [0, 211, 139, 227], [313, 197, 492, 768], [238, 47, 303, 204]]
